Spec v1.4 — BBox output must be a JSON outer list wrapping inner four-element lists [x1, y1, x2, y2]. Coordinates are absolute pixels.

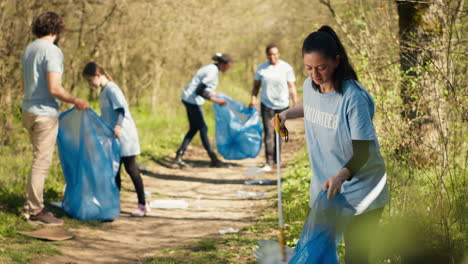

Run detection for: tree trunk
[[396, 0, 430, 120]]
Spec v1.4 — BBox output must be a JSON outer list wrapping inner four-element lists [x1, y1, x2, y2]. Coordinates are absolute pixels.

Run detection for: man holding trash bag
[[22, 12, 89, 225], [249, 44, 297, 172]]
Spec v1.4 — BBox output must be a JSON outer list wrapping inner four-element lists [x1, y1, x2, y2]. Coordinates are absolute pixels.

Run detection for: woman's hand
[[212, 98, 227, 106], [73, 98, 90, 110], [270, 111, 288, 129], [322, 168, 351, 200], [114, 125, 122, 137]]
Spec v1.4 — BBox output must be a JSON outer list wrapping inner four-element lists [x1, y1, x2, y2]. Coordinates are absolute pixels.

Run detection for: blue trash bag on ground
[[57, 108, 121, 221], [289, 191, 356, 264], [213, 93, 262, 160]]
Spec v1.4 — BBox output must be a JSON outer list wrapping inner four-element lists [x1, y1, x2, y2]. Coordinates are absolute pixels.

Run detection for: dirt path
[[40, 119, 304, 264]]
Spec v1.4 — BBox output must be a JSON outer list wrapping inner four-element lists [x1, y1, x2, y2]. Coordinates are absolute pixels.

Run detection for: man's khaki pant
[[22, 111, 58, 215]]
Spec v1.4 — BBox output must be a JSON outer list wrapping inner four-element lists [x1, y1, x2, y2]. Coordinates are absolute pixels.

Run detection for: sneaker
[[174, 158, 191, 169], [28, 210, 63, 226], [131, 204, 147, 217], [261, 164, 272, 172], [210, 159, 227, 168]]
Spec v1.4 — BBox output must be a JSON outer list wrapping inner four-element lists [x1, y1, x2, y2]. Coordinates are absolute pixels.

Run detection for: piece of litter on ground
[[149, 199, 189, 209], [144, 191, 151, 197], [245, 166, 263, 177], [137, 162, 147, 171], [49, 201, 62, 208], [218, 227, 240, 235], [244, 179, 275, 185], [17, 227, 74, 241], [236, 190, 265, 197], [254, 240, 294, 264]]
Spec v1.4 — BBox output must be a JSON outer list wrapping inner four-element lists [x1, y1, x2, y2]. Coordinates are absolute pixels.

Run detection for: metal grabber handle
[[274, 113, 287, 261]]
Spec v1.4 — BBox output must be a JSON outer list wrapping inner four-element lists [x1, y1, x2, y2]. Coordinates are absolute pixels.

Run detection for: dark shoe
[[208, 152, 225, 168], [28, 210, 63, 226], [174, 151, 191, 168]]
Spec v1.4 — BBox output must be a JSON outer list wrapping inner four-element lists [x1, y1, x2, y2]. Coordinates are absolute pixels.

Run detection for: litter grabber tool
[[274, 113, 288, 261], [254, 114, 293, 263]]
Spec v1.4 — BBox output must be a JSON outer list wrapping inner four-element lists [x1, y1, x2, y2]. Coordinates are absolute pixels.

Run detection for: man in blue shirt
[[22, 12, 89, 225]]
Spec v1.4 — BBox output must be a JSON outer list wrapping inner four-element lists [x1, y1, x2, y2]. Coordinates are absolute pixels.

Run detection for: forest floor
[[37, 119, 304, 264]]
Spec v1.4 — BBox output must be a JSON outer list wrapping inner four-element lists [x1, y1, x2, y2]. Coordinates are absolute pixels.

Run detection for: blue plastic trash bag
[[289, 191, 356, 264], [213, 93, 262, 160], [57, 108, 121, 221]]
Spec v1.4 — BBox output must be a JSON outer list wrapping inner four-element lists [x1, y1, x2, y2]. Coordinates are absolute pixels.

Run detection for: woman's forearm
[[283, 103, 304, 119]]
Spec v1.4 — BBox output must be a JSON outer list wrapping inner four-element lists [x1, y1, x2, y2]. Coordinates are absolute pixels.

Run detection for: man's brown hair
[[32, 12, 65, 38], [265, 43, 279, 55]]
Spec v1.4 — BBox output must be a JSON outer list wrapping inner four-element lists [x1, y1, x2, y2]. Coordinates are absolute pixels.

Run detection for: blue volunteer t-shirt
[[99, 81, 140, 157], [181, 64, 219, 105], [303, 78, 389, 215], [22, 39, 64, 117], [255, 59, 295, 110]]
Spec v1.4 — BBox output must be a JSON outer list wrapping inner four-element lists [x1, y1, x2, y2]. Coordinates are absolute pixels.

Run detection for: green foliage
[[0, 0, 466, 262], [281, 147, 311, 246]]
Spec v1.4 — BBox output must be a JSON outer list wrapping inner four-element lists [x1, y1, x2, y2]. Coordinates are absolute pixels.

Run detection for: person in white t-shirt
[[277, 26, 389, 263], [175, 54, 233, 168], [249, 44, 297, 171]]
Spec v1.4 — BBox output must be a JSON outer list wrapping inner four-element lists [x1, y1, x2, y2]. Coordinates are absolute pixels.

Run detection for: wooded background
[[0, 0, 466, 262]]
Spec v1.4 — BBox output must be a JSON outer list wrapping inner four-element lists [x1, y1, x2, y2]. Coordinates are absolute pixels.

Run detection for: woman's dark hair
[[212, 53, 233, 64], [302, 25, 357, 95], [265, 43, 279, 55], [32, 12, 65, 38], [82, 62, 113, 81]]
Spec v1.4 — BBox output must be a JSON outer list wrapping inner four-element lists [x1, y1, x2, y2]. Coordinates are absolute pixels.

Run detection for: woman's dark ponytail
[[212, 53, 233, 64], [303, 25, 357, 94]]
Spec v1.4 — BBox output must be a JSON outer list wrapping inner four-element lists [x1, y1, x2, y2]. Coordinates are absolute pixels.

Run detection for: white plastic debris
[[218, 227, 240, 235], [49, 201, 62, 208], [245, 166, 263, 177], [236, 190, 265, 197], [144, 190, 152, 197], [195, 196, 202, 209], [149, 199, 189, 209]]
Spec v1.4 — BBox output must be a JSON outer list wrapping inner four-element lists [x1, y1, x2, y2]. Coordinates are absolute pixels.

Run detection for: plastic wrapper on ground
[[57, 108, 121, 221], [213, 93, 262, 160]]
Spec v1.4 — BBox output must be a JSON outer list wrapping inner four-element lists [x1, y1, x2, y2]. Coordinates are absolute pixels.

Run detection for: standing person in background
[[278, 25, 389, 263], [82, 62, 148, 217], [22, 12, 90, 225], [249, 44, 297, 172], [174, 53, 233, 168]]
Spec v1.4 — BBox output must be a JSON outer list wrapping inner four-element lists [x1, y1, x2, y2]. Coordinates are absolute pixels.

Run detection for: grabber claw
[[274, 113, 289, 142]]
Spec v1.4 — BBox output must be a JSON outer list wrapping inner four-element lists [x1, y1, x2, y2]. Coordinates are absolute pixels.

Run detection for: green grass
[[1, 80, 465, 263], [141, 147, 332, 263], [0, 101, 191, 263], [142, 141, 467, 264]]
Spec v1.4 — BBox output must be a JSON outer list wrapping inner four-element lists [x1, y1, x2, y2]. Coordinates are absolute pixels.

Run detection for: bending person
[[83, 62, 147, 217], [175, 53, 233, 168], [249, 44, 297, 171], [278, 26, 389, 263]]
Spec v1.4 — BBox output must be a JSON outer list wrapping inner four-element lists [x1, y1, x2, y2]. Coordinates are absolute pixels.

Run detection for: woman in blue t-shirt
[[278, 26, 389, 263], [174, 53, 233, 168], [83, 62, 147, 217]]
